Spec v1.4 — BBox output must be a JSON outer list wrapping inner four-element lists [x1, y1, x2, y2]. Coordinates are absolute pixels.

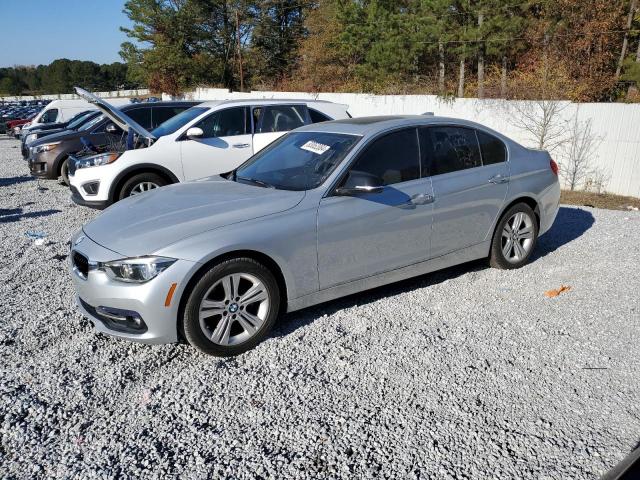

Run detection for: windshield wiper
[[236, 176, 275, 189]]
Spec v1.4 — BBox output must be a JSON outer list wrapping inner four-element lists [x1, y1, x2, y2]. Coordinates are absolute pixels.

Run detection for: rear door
[[180, 106, 253, 181], [422, 126, 510, 257], [252, 104, 309, 153]]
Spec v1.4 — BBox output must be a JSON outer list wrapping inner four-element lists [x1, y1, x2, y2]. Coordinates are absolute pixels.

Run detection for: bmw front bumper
[[69, 230, 197, 344]]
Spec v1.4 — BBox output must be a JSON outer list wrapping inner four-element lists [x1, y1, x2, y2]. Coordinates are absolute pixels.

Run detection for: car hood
[[29, 129, 81, 146], [75, 87, 156, 143], [83, 177, 305, 257]]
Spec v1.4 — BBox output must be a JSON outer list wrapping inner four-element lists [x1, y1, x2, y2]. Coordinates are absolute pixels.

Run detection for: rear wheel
[[489, 203, 538, 269], [182, 258, 280, 356], [118, 172, 167, 200]]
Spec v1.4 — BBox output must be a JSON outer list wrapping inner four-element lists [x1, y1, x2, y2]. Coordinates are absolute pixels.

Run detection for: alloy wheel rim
[[501, 212, 535, 263], [130, 181, 159, 196], [198, 273, 270, 346]]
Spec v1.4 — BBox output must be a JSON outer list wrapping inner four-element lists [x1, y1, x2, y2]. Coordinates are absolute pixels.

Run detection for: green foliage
[[0, 60, 132, 96]]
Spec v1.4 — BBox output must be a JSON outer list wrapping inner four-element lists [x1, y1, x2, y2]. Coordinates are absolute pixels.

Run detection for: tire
[[117, 172, 167, 200], [182, 258, 280, 356], [60, 158, 70, 186], [489, 203, 539, 270]]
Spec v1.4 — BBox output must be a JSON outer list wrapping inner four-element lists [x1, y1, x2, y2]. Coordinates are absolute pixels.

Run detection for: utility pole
[[236, 10, 244, 92]]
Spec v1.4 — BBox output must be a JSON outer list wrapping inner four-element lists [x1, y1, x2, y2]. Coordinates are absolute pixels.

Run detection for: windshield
[[68, 111, 97, 130], [235, 131, 361, 191], [80, 114, 105, 131], [151, 106, 208, 138]]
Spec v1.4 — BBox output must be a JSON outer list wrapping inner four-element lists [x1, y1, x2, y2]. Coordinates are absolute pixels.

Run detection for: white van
[[22, 98, 129, 133], [69, 88, 351, 209]]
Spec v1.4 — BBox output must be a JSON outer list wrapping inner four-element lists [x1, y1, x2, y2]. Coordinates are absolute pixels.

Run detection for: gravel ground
[[0, 135, 639, 479]]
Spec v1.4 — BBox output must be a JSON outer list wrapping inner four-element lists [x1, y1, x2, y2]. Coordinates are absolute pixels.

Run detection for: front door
[[318, 128, 434, 289], [420, 126, 510, 258], [180, 106, 253, 181]]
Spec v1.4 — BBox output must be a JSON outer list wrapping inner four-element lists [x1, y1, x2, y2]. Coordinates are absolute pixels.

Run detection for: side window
[[476, 130, 507, 165], [347, 128, 420, 186], [126, 108, 153, 129], [309, 108, 332, 123], [194, 107, 248, 138], [152, 106, 187, 128], [40, 108, 58, 123], [420, 126, 482, 176], [257, 105, 307, 133]]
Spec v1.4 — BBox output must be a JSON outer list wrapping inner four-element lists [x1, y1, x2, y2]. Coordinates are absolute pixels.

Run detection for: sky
[[1, 0, 136, 67]]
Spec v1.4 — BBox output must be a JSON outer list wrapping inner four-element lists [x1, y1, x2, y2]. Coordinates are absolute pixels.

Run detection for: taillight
[[550, 158, 559, 176]]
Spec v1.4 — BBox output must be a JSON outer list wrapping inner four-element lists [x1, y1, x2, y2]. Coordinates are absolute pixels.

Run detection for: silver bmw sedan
[[70, 115, 560, 356]]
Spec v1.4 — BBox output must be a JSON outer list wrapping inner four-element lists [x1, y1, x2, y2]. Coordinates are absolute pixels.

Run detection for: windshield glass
[[80, 114, 105, 131], [235, 131, 361, 191], [68, 111, 96, 130], [151, 107, 208, 138]]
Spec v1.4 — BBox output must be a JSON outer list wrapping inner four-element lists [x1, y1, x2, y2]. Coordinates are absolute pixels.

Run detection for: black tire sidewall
[[182, 258, 280, 356], [490, 203, 539, 270], [118, 172, 167, 200], [60, 158, 70, 186]]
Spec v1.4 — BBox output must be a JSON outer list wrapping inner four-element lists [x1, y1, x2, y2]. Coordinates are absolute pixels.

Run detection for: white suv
[[69, 88, 350, 209]]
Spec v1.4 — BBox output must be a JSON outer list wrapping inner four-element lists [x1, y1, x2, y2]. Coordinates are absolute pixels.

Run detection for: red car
[[6, 116, 35, 137]]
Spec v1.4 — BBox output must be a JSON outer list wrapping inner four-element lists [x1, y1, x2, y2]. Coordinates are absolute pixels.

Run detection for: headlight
[[100, 256, 176, 283], [34, 142, 60, 154], [26, 133, 37, 143], [75, 152, 121, 169]]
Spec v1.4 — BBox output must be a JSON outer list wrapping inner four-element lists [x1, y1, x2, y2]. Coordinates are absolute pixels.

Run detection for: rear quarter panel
[[505, 143, 560, 235]]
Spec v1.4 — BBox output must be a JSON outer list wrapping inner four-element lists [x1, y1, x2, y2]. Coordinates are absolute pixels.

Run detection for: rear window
[[309, 108, 332, 123], [420, 126, 482, 175], [477, 130, 507, 165]]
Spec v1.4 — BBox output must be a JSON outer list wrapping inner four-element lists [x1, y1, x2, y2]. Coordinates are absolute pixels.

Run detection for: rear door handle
[[233, 143, 250, 149], [488, 174, 509, 184]]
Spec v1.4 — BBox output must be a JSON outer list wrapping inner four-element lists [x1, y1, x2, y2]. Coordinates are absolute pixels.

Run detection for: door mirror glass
[[335, 171, 384, 196], [186, 127, 204, 139], [105, 123, 120, 134]]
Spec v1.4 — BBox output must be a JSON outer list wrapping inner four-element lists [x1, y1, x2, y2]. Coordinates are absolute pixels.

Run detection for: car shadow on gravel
[[0, 176, 34, 187], [0, 207, 62, 223], [273, 259, 488, 339], [532, 206, 595, 262], [275, 207, 594, 339]]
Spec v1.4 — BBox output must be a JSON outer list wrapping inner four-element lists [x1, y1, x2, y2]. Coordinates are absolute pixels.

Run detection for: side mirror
[[335, 171, 384, 196], [105, 123, 121, 134], [186, 127, 204, 139]]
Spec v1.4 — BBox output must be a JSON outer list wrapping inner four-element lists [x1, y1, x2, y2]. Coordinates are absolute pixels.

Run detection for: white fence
[[0, 89, 150, 102], [170, 87, 640, 198]]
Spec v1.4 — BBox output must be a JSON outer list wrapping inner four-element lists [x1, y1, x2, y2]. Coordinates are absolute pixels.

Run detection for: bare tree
[[558, 114, 604, 191], [509, 99, 569, 152]]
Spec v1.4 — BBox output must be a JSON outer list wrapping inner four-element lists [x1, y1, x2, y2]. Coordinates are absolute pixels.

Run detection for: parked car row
[[12, 87, 560, 357], [0, 100, 50, 135]]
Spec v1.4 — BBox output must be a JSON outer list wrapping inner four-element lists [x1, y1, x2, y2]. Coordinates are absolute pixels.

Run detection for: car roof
[[197, 98, 340, 108], [294, 115, 505, 137], [120, 100, 200, 111]]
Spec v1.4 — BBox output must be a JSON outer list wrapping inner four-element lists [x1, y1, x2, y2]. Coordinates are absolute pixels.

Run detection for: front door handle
[[409, 193, 435, 205], [488, 174, 509, 184], [233, 143, 250, 149]]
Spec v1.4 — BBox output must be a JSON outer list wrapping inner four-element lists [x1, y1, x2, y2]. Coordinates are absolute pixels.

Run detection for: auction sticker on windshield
[[300, 140, 331, 155]]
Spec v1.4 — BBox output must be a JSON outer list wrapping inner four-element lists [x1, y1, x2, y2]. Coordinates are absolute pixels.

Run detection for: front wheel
[[489, 203, 539, 269], [118, 172, 167, 200], [60, 158, 70, 186], [182, 258, 280, 356]]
